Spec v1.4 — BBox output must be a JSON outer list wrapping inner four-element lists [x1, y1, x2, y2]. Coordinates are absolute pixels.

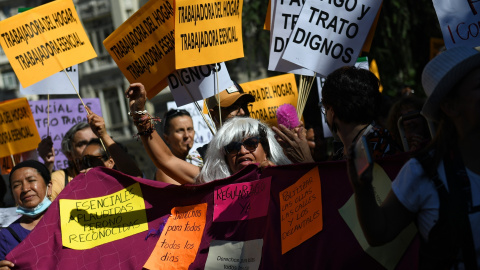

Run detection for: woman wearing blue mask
[[0, 160, 52, 268]]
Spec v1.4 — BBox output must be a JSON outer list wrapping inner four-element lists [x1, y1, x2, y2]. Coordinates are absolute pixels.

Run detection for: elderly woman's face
[[225, 136, 268, 174], [10, 167, 50, 209]]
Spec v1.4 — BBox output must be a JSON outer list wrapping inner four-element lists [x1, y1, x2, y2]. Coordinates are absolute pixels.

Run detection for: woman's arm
[[125, 83, 199, 184], [346, 152, 415, 246]]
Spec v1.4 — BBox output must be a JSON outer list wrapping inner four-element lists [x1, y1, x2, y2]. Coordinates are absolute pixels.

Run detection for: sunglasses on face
[[224, 136, 260, 154]]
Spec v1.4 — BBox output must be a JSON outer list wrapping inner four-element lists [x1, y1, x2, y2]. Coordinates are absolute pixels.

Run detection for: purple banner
[[29, 98, 102, 171]]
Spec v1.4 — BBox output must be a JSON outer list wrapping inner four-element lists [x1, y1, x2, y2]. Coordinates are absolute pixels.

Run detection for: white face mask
[[16, 186, 52, 218]]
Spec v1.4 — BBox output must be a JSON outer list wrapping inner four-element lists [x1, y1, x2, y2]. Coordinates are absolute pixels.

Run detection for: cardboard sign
[[433, 0, 480, 48], [0, 98, 41, 158], [167, 62, 234, 107], [282, 0, 382, 77], [268, 0, 315, 75], [240, 74, 298, 126], [144, 203, 207, 270], [174, 0, 244, 69], [213, 177, 271, 222], [280, 166, 323, 254], [204, 239, 263, 270], [19, 65, 78, 95], [339, 164, 417, 270], [103, 0, 175, 99], [167, 101, 213, 150], [0, 0, 97, 88], [29, 98, 102, 171], [59, 182, 148, 250]]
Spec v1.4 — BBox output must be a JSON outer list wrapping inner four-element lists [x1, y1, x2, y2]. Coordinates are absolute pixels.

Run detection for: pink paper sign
[[213, 177, 271, 222]]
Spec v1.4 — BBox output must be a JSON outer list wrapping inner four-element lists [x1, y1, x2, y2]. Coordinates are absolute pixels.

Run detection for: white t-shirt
[[392, 158, 480, 267]]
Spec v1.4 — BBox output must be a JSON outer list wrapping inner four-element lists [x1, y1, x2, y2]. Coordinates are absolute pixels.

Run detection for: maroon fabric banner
[[6, 154, 418, 269]]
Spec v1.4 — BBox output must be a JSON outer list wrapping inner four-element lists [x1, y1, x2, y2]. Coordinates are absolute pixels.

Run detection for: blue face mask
[[16, 187, 52, 218]]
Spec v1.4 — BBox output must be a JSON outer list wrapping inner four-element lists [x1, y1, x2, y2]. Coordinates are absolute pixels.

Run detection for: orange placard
[[361, 3, 382, 53], [0, 98, 41, 158], [174, 0, 244, 69], [240, 74, 298, 126], [144, 203, 207, 270], [279, 166, 323, 254], [0, 154, 21, 174], [0, 0, 97, 88], [264, 0, 271, 31], [103, 0, 175, 99]]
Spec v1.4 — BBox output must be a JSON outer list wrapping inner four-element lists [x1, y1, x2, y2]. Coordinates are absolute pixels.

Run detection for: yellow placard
[[0, 98, 41, 158], [144, 203, 207, 270], [0, 0, 97, 88], [240, 74, 298, 126], [59, 183, 148, 250], [280, 166, 323, 254], [361, 3, 382, 53], [264, 0, 271, 31], [103, 0, 175, 99], [174, 0, 244, 69]]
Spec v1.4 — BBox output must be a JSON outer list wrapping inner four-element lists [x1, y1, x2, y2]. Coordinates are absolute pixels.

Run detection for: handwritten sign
[[19, 65, 78, 95], [214, 177, 271, 222], [282, 0, 381, 77], [280, 166, 322, 254], [174, 0, 244, 69], [103, 0, 175, 99], [144, 203, 207, 270], [0, 98, 41, 158], [268, 0, 315, 75], [240, 74, 298, 126], [433, 0, 480, 48], [59, 183, 148, 250], [0, 154, 21, 175], [204, 239, 263, 270], [29, 98, 102, 171], [167, 62, 234, 107], [0, 0, 96, 88]]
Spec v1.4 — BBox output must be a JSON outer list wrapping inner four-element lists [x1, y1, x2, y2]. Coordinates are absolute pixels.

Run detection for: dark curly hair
[[321, 66, 381, 124]]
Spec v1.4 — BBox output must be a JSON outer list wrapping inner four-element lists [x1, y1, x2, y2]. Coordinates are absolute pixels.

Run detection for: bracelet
[[134, 126, 155, 140], [128, 110, 148, 116]]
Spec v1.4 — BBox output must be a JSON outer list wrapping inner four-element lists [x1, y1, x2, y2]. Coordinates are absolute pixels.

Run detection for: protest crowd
[[0, 0, 479, 269]]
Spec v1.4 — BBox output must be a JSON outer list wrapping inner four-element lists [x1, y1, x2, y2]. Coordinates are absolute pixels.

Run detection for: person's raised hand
[[37, 136, 54, 172], [0, 260, 14, 270], [125, 83, 147, 114], [346, 143, 373, 190], [86, 106, 107, 140], [272, 124, 314, 163]]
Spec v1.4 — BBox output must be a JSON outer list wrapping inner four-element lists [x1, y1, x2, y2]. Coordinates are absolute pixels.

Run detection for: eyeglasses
[[163, 109, 190, 130], [224, 136, 260, 154], [80, 155, 107, 170]]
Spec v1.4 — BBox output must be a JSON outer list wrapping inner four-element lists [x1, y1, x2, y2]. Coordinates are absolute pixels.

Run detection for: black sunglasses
[[224, 137, 260, 154]]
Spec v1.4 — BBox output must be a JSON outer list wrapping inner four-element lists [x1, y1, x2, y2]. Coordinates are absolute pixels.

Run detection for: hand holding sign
[[86, 107, 108, 141], [125, 83, 148, 115]]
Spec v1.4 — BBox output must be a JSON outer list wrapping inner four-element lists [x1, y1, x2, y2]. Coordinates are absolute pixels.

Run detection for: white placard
[[19, 65, 79, 95], [282, 0, 381, 77], [204, 239, 263, 270], [268, 0, 315, 75], [167, 62, 234, 107], [166, 101, 213, 151], [0, 207, 21, 228], [433, 0, 480, 49]]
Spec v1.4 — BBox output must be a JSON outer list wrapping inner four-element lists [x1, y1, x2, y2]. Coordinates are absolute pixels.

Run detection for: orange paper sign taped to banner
[[144, 203, 207, 270], [240, 74, 298, 126], [280, 166, 323, 254], [0, 98, 41, 158], [103, 0, 175, 99], [174, 0, 244, 69], [0, 0, 97, 88]]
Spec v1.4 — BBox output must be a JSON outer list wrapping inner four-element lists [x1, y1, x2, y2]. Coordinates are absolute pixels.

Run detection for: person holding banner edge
[[347, 47, 480, 269]]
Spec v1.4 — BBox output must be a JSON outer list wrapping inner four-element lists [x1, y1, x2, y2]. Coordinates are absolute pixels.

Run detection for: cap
[[205, 83, 255, 109]]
